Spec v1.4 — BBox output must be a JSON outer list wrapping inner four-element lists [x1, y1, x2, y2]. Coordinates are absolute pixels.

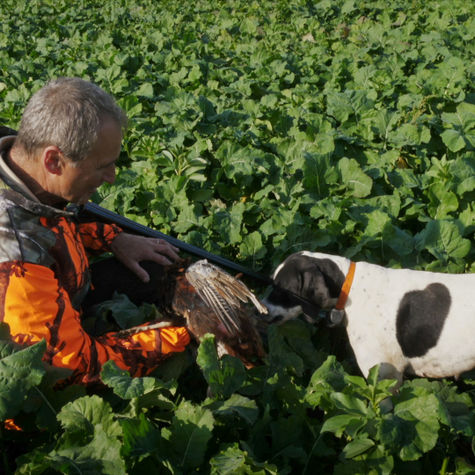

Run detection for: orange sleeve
[[3, 262, 190, 384], [77, 221, 123, 253]]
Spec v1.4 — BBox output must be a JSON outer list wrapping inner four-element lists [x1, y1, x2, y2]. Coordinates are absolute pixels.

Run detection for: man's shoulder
[[0, 192, 57, 266]]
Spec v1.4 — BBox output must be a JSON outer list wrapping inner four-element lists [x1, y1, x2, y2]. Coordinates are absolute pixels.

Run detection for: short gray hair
[[16, 77, 127, 162]]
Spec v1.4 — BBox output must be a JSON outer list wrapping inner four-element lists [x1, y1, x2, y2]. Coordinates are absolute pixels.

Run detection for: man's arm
[[1, 260, 190, 384], [78, 221, 181, 283]]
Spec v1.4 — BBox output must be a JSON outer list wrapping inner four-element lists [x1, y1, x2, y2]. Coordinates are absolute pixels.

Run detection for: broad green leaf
[[334, 444, 394, 475], [196, 334, 247, 398], [210, 443, 278, 475], [100, 360, 175, 401], [427, 182, 459, 219], [270, 414, 306, 454], [321, 414, 366, 437], [267, 324, 305, 377], [136, 82, 154, 98], [441, 129, 467, 152], [338, 157, 373, 198], [389, 124, 431, 147], [205, 393, 259, 425], [120, 412, 162, 458], [306, 356, 348, 408], [330, 393, 370, 416], [441, 103, 475, 151], [57, 395, 122, 441], [0, 339, 46, 420], [50, 426, 126, 475], [210, 444, 249, 475], [52, 395, 126, 474], [165, 400, 214, 470], [380, 393, 441, 461], [342, 437, 375, 459], [415, 220, 471, 261], [86, 292, 154, 333], [239, 231, 267, 260], [364, 209, 392, 236]]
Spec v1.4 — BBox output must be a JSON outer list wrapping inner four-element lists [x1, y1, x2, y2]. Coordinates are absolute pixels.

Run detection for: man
[[0, 77, 190, 384]]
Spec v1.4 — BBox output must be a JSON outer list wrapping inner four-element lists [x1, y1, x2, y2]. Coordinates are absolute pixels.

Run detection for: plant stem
[[439, 456, 449, 475], [34, 387, 57, 416], [302, 433, 323, 475]]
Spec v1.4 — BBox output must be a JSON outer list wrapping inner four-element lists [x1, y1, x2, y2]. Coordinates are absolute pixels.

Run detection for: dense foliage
[[0, 0, 473, 473]]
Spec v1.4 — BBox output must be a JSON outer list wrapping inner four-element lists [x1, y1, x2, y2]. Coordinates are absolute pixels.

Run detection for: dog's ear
[[298, 263, 338, 311], [273, 255, 341, 312]]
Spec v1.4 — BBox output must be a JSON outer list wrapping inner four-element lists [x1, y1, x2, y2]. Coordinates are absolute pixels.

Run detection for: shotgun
[[82, 203, 327, 319]]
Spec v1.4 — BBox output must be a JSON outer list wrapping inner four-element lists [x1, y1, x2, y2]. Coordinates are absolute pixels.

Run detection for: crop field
[[0, 0, 474, 473]]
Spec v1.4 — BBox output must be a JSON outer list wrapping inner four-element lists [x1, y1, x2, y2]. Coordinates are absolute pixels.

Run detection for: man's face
[[60, 119, 122, 204]]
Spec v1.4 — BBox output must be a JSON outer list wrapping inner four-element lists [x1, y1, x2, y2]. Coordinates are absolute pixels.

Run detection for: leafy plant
[[0, 0, 474, 473]]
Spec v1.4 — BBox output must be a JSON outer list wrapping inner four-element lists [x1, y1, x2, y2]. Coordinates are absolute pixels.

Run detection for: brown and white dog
[[264, 251, 475, 385]]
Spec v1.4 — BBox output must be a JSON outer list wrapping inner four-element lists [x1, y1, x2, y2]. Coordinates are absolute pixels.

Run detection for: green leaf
[[330, 393, 370, 416], [210, 444, 249, 475], [196, 334, 247, 398], [415, 219, 471, 261], [209, 443, 278, 475], [338, 157, 373, 198], [205, 393, 259, 425], [85, 292, 156, 333], [120, 412, 162, 459], [101, 360, 175, 401], [441, 129, 467, 152], [441, 102, 475, 151], [427, 183, 459, 219], [267, 324, 305, 377], [334, 444, 394, 475], [57, 395, 122, 441], [342, 437, 375, 459], [54, 395, 126, 474], [321, 414, 366, 437], [136, 82, 154, 98], [306, 356, 348, 408], [239, 231, 267, 260], [0, 339, 46, 420], [165, 400, 214, 470], [380, 393, 441, 461], [389, 123, 431, 146]]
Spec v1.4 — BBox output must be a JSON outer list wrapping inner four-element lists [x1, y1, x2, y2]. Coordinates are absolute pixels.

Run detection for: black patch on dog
[[396, 283, 451, 358], [268, 253, 345, 317]]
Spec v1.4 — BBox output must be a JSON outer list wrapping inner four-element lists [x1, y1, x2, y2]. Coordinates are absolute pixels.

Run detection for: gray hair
[[15, 77, 127, 163]]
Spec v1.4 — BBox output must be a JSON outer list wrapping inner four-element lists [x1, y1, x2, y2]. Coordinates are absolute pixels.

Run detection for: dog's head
[[263, 252, 345, 324]]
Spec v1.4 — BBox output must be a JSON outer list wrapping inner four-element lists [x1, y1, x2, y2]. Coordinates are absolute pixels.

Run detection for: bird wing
[[185, 260, 267, 334]]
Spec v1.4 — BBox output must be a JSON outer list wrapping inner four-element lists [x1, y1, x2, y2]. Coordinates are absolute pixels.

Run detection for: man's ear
[[42, 146, 64, 176]]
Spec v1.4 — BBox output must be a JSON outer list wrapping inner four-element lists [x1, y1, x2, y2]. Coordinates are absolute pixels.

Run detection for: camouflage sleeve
[[77, 222, 123, 253], [1, 261, 190, 384]]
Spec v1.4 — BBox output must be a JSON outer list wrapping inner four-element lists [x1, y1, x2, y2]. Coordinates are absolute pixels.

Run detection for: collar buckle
[[329, 308, 345, 327], [328, 261, 356, 327]]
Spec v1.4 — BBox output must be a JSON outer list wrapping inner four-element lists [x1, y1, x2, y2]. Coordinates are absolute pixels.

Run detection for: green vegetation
[[0, 0, 473, 473]]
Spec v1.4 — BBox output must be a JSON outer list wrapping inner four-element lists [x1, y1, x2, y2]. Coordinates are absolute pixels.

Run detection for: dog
[[264, 251, 475, 385]]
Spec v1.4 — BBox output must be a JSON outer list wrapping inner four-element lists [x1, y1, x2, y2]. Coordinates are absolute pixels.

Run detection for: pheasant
[[118, 259, 268, 368]]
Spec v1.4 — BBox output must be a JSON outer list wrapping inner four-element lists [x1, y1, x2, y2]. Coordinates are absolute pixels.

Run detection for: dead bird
[[118, 259, 268, 368]]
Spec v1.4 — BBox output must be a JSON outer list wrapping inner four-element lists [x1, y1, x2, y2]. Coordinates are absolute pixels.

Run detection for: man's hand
[[110, 232, 181, 283]]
